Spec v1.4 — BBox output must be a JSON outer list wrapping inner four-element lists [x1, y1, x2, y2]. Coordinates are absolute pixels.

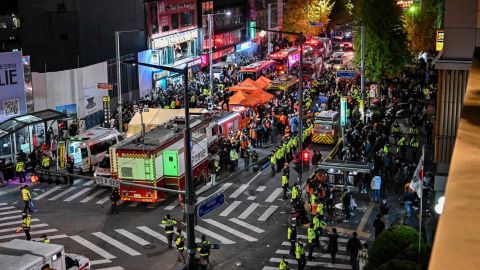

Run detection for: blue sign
[[336, 70, 357, 79], [309, 22, 324, 26], [198, 192, 225, 218]]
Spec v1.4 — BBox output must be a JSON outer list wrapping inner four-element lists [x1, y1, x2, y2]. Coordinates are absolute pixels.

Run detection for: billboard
[[0, 51, 26, 122]]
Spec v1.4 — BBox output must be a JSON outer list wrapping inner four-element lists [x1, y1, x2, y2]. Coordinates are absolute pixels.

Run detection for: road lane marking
[[246, 172, 262, 185], [92, 232, 141, 256], [238, 203, 259, 219], [0, 229, 58, 240], [0, 223, 48, 233], [33, 186, 63, 200], [357, 202, 375, 232], [96, 196, 111, 204], [70, 235, 116, 259], [229, 184, 248, 198], [0, 203, 7, 206], [136, 226, 168, 244], [115, 229, 151, 246], [220, 182, 233, 192], [258, 205, 278, 222], [202, 219, 257, 242], [83, 180, 94, 186], [159, 225, 201, 243], [0, 218, 39, 227], [80, 189, 107, 203], [229, 218, 265, 233], [275, 249, 350, 260], [0, 210, 21, 216], [0, 206, 15, 211], [64, 188, 92, 202], [269, 257, 351, 269], [219, 201, 241, 217], [265, 188, 283, 203], [191, 224, 235, 244], [48, 187, 78, 201], [256, 186, 266, 192], [281, 241, 347, 251], [94, 267, 124, 270], [247, 196, 256, 200], [164, 200, 178, 210], [90, 259, 112, 265], [0, 215, 21, 221]]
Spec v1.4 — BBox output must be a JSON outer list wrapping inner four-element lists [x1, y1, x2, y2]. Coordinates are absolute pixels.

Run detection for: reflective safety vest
[[279, 259, 288, 270], [313, 216, 320, 230], [21, 188, 31, 201], [21, 216, 31, 229], [41, 237, 50, 244], [307, 227, 316, 244], [197, 240, 210, 256], [175, 235, 185, 251], [287, 226, 296, 240], [410, 139, 419, 148], [230, 150, 238, 161], [164, 105, 170, 109], [291, 186, 299, 200], [383, 145, 389, 153], [42, 156, 50, 168], [16, 161, 25, 172], [170, 100, 176, 109], [282, 175, 288, 187], [270, 155, 276, 165], [391, 125, 400, 133], [317, 203, 324, 216], [295, 243, 305, 259], [397, 138, 406, 146], [310, 194, 317, 205], [162, 218, 177, 234], [409, 127, 418, 134]]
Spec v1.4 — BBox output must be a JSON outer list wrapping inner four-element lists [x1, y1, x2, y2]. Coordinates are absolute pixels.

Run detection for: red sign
[[212, 47, 235, 60], [157, 0, 196, 16]]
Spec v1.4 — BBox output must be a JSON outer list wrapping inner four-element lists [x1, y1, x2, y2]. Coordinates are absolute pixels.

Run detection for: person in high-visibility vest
[[162, 214, 177, 248], [16, 160, 26, 183], [174, 228, 186, 264], [21, 185, 33, 213], [310, 193, 317, 206], [291, 183, 299, 203], [296, 240, 307, 270], [270, 152, 277, 177], [307, 223, 317, 261], [278, 255, 289, 269], [287, 223, 297, 255], [41, 155, 51, 169], [197, 235, 212, 268], [282, 174, 289, 200], [41, 234, 50, 244], [21, 212, 31, 241]]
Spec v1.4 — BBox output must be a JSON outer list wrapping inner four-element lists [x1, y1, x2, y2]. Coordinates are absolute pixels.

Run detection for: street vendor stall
[[229, 90, 274, 128]]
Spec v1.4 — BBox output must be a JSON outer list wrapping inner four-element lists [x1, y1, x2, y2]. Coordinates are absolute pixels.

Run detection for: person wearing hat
[[41, 234, 50, 244], [270, 151, 277, 177], [287, 222, 297, 255], [21, 185, 33, 213], [21, 212, 31, 240], [295, 239, 306, 270]]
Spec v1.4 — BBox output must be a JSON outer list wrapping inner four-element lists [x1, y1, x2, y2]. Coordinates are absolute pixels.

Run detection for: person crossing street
[[287, 223, 297, 255], [278, 255, 289, 270], [295, 240, 307, 270], [282, 173, 289, 200], [307, 223, 317, 261], [21, 212, 31, 240], [175, 228, 186, 264], [21, 185, 33, 213], [197, 234, 212, 269], [109, 188, 120, 214], [161, 214, 177, 248], [41, 234, 50, 244]]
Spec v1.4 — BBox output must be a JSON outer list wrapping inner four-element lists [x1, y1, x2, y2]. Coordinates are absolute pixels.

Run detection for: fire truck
[[109, 115, 211, 203], [312, 110, 340, 145]]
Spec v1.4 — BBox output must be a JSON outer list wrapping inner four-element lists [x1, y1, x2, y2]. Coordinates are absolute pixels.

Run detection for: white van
[[67, 127, 124, 173], [0, 239, 90, 270]]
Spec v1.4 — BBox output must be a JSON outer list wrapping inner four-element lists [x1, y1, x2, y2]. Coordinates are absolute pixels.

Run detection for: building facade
[[0, 1, 21, 53]]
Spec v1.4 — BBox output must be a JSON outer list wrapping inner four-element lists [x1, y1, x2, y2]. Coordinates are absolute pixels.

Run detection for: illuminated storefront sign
[[152, 29, 199, 49], [212, 47, 235, 60], [236, 41, 253, 52]]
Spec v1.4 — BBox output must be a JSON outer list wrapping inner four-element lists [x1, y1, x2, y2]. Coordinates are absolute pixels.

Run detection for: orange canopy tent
[[228, 77, 269, 92], [229, 89, 274, 108], [255, 76, 272, 88]]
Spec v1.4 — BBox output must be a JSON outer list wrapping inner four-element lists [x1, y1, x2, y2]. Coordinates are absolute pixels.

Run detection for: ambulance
[[312, 110, 340, 144]]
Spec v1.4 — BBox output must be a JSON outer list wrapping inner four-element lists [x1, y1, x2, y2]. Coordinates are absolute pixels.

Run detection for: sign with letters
[[436, 30, 444, 51], [197, 192, 225, 218], [0, 51, 26, 122]]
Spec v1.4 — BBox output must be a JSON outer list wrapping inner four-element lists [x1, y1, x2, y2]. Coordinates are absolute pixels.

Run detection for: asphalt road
[[0, 145, 333, 270]]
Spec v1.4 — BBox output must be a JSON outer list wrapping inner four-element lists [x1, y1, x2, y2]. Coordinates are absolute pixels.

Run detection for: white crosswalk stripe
[[83, 180, 94, 186], [136, 226, 168, 244], [265, 188, 283, 203], [256, 186, 266, 192], [258, 205, 278, 222], [0, 210, 21, 216], [159, 225, 201, 243], [0, 206, 15, 211], [90, 259, 112, 265], [115, 229, 150, 246], [0, 228, 58, 240], [48, 187, 78, 201], [281, 241, 347, 251], [269, 257, 351, 269], [96, 195, 111, 204], [238, 203, 259, 219], [191, 224, 236, 244], [0, 218, 39, 228], [95, 267, 124, 270], [80, 189, 107, 203], [0, 223, 48, 233], [92, 232, 141, 256], [0, 215, 21, 221], [202, 219, 257, 242], [0, 203, 7, 206], [70, 235, 116, 259], [229, 218, 265, 233], [229, 184, 249, 198], [164, 200, 178, 210], [64, 188, 92, 202], [275, 249, 350, 260], [33, 186, 63, 200], [219, 200, 241, 217]]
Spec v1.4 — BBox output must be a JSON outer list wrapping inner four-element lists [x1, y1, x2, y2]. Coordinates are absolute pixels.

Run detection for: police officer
[[21, 212, 31, 240], [270, 152, 277, 177], [287, 223, 297, 255], [291, 183, 300, 204], [197, 234, 212, 268], [296, 240, 307, 270], [21, 185, 33, 213], [278, 255, 289, 270], [16, 159, 26, 183], [175, 228, 186, 264], [162, 214, 177, 248], [282, 173, 289, 200], [307, 223, 316, 261], [67, 156, 74, 185], [41, 234, 50, 244], [41, 155, 51, 170]]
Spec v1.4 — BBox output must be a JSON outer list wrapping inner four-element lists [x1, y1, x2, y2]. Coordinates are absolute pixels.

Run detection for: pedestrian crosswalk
[[262, 234, 367, 270]]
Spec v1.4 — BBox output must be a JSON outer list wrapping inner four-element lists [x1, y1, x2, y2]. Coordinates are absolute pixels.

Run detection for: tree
[[365, 225, 431, 270], [355, 0, 409, 82], [283, 0, 335, 40], [330, 0, 360, 26], [403, 0, 438, 55]]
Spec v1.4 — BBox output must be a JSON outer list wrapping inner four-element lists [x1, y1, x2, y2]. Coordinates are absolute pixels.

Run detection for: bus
[[238, 60, 277, 81], [266, 75, 299, 98], [66, 127, 124, 173], [267, 47, 300, 75]]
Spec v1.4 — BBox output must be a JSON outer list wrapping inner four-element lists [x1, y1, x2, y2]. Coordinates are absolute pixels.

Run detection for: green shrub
[[377, 258, 419, 270]]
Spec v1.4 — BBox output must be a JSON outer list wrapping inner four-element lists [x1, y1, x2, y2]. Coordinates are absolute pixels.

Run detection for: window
[[99, 156, 110, 168], [90, 137, 117, 156], [121, 167, 133, 178], [181, 12, 193, 27], [171, 14, 179, 30]]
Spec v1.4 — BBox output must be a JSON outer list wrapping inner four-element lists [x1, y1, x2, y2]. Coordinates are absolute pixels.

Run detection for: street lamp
[[207, 11, 231, 102], [115, 29, 143, 133]]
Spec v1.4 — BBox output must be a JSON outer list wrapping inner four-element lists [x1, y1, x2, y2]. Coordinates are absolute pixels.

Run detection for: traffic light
[[302, 151, 309, 162]]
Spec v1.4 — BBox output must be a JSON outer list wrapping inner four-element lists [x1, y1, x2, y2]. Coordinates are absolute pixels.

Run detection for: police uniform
[[162, 216, 177, 248], [21, 187, 33, 213], [282, 174, 289, 200], [21, 213, 31, 240], [175, 232, 186, 263]]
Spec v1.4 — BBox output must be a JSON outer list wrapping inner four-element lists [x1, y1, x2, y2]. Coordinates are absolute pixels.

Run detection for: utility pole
[[360, 25, 366, 122], [208, 14, 214, 100], [298, 33, 304, 184], [267, 4, 272, 54], [115, 32, 123, 133]]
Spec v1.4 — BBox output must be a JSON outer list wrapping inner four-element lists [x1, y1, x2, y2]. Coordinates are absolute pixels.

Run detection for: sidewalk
[[0, 176, 37, 196]]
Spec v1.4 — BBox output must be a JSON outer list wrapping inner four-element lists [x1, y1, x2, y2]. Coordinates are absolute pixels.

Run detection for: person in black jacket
[[328, 228, 339, 264], [110, 188, 120, 214], [373, 213, 386, 239], [342, 189, 352, 222], [347, 232, 362, 269]]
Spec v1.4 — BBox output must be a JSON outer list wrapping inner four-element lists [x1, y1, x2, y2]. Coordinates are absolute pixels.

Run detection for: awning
[[0, 109, 65, 139], [315, 160, 374, 174]]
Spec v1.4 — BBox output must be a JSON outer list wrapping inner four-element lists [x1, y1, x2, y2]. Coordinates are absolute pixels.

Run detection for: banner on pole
[[340, 96, 347, 127], [410, 147, 425, 198]]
